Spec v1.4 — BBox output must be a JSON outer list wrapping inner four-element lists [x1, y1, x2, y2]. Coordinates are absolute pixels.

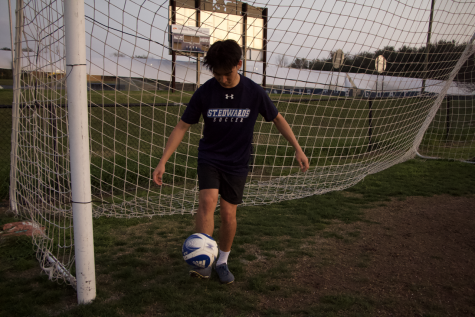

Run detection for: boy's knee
[[220, 211, 236, 225], [199, 190, 218, 210], [201, 195, 216, 207]]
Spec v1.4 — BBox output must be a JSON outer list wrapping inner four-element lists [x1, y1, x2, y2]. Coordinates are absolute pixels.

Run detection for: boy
[[153, 39, 309, 284]]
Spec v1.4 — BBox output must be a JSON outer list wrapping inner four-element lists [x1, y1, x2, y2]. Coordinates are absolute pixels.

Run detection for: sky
[[0, 0, 474, 65], [0, 1, 14, 50]]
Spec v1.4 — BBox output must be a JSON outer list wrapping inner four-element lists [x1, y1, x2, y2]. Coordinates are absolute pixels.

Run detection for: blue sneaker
[[215, 263, 234, 284], [189, 265, 212, 279]]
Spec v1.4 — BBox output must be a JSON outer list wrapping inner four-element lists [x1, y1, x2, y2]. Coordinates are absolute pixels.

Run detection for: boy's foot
[[189, 265, 212, 279], [215, 263, 234, 284]]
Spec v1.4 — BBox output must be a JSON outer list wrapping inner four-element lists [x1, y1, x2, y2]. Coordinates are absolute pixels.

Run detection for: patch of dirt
[[259, 195, 475, 316]]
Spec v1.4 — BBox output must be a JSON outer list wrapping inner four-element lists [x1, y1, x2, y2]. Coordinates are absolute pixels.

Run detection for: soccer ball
[[182, 233, 218, 268]]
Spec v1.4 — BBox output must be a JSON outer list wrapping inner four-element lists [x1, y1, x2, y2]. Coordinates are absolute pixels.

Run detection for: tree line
[[288, 40, 475, 83]]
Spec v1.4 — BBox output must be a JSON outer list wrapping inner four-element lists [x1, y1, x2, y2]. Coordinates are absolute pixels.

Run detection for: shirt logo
[[225, 94, 234, 99], [207, 109, 250, 118], [207, 108, 250, 123]]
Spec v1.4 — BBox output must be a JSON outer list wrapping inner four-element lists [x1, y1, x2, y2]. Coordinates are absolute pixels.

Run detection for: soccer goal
[[8, 0, 475, 303]]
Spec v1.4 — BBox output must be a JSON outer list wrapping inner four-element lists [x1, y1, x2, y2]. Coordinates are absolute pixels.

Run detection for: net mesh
[[10, 0, 475, 285]]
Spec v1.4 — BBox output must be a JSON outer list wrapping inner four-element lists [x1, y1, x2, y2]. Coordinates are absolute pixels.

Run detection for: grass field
[[0, 158, 474, 317], [0, 86, 474, 316], [2, 87, 473, 202], [1, 87, 474, 203], [0, 79, 13, 86]]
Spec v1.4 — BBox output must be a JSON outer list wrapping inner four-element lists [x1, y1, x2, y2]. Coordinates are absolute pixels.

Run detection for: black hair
[[203, 39, 242, 73]]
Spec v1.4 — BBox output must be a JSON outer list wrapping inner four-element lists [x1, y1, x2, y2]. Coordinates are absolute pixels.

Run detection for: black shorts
[[197, 164, 248, 205]]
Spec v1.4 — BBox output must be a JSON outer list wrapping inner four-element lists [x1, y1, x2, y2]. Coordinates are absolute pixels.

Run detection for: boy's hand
[[295, 150, 309, 172], [153, 162, 166, 185]]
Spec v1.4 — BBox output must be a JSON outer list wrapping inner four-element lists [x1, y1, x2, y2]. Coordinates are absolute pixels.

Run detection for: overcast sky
[[0, 1, 14, 50], [1, 0, 474, 64]]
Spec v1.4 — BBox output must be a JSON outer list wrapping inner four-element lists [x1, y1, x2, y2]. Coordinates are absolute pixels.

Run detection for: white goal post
[[8, 0, 475, 302], [64, 0, 96, 304]]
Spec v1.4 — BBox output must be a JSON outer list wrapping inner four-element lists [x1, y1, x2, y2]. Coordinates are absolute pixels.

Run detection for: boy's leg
[[215, 198, 238, 284], [218, 197, 237, 252], [189, 188, 219, 279], [195, 188, 219, 236]]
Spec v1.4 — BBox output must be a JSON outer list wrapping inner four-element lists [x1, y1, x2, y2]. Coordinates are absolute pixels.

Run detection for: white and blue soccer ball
[[182, 233, 218, 268]]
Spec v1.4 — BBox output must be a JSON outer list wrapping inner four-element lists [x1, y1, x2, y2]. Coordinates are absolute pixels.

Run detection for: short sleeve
[[259, 89, 279, 122], [181, 89, 202, 124]]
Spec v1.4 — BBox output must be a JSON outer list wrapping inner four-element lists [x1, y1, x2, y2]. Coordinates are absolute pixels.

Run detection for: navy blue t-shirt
[[181, 74, 278, 175]]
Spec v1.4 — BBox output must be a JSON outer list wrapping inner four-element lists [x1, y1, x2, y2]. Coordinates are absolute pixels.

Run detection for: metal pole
[[376, 73, 379, 98], [195, 0, 201, 91], [64, 0, 96, 304], [262, 7, 268, 88], [171, 0, 176, 93], [196, 54, 201, 90], [330, 70, 333, 93], [368, 99, 373, 152], [9, 0, 23, 213], [446, 96, 451, 139], [8, 0, 15, 68], [242, 3, 247, 77], [422, 0, 435, 95], [172, 51, 176, 93], [195, 0, 201, 25], [369, 73, 378, 151]]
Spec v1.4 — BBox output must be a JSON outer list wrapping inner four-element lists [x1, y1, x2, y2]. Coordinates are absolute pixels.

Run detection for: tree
[[274, 54, 289, 67], [111, 52, 126, 57], [290, 57, 309, 69], [286, 40, 473, 81], [308, 58, 331, 71]]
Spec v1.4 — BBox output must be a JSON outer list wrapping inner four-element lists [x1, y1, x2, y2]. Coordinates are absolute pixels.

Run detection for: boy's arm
[[272, 113, 309, 172], [153, 119, 192, 185]]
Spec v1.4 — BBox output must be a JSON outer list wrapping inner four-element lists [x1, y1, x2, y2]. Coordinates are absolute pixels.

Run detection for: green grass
[[0, 79, 473, 315], [0, 79, 13, 86], [0, 158, 474, 316], [4, 93, 473, 198], [418, 98, 475, 160], [0, 88, 195, 106], [0, 87, 473, 202], [0, 90, 13, 105]]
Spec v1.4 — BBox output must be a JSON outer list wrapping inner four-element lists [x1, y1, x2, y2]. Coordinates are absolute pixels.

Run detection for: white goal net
[[8, 0, 475, 291]]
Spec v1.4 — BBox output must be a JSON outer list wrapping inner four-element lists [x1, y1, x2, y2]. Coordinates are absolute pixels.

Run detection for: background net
[[9, 0, 475, 285]]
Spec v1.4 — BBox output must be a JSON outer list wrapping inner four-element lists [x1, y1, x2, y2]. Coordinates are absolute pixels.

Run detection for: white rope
[[11, 0, 475, 288]]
